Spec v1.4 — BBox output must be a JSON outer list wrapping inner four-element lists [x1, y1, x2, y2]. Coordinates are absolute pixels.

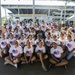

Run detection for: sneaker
[[31, 61, 34, 64], [21, 62, 26, 64], [4, 62, 9, 65], [14, 64, 17, 68], [42, 65, 47, 71]]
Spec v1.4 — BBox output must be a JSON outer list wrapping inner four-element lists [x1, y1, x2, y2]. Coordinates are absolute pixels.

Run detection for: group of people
[[0, 20, 75, 71]]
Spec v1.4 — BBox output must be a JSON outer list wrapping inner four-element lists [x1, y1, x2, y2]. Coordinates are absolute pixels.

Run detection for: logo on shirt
[[67, 44, 72, 48], [26, 51, 32, 55], [51, 27, 54, 30], [54, 51, 60, 55], [38, 50, 43, 53], [12, 50, 18, 54], [46, 41, 50, 44], [1, 42, 7, 46], [61, 42, 64, 45], [16, 35, 19, 38], [21, 42, 24, 45], [10, 41, 14, 45], [37, 42, 39, 45], [42, 26, 45, 28]]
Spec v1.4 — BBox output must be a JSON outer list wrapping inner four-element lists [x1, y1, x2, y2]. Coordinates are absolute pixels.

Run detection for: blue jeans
[[67, 52, 75, 60]]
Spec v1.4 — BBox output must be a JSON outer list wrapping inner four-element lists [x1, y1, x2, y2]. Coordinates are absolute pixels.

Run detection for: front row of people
[[0, 34, 75, 71]]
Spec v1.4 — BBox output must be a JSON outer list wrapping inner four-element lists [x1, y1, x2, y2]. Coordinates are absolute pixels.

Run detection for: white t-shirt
[[9, 46, 23, 57], [24, 46, 33, 56], [41, 24, 47, 31], [35, 39, 44, 46], [19, 39, 27, 47], [35, 46, 46, 53], [14, 32, 20, 38], [12, 24, 21, 29], [50, 46, 63, 58], [23, 31, 29, 39], [6, 24, 12, 29], [7, 38, 15, 46], [45, 38, 53, 46], [29, 32, 36, 36], [66, 40, 75, 52], [4, 32, 10, 39], [52, 39, 60, 45], [58, 38, 66, 46], [0, 39, 8, 49], [29, 39, 35, 45]]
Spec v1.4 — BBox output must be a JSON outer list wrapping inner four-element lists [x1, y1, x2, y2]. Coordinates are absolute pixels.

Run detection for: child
[[14, 28, 20, 39]]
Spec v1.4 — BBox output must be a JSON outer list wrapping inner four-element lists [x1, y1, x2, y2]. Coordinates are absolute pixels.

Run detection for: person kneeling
[[4, 40, 23, 68]]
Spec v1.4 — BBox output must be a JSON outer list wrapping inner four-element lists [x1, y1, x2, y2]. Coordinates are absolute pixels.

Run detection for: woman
[[7, 33, 16, 47], [21, 40, 34, 64], [50, 41, 68, 67], [4, 40, 23, 68], [35, 34, 44, 46], [28, 34, 35, 46], [66, 35, 75, 60], [33, 41, 48, 71], [58, 33, 67, 55], [14, 28, 20, 39], [0, 34, 8, 57], [19, 34, 27, 49], [45, 33, 53, 54]]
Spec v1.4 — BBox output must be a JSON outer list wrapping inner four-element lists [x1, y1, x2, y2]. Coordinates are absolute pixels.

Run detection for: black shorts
[[34, 52, 47, 59]]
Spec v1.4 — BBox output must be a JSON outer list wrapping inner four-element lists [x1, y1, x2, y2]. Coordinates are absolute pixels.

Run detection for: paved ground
[[0, 57, 75, 75]]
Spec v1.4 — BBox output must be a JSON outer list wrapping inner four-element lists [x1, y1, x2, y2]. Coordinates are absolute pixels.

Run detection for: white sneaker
[[21, 62, 26, 64], [42, 65, 47, 71], [14, 64, 17, 68], [4, 62, 9, 65]]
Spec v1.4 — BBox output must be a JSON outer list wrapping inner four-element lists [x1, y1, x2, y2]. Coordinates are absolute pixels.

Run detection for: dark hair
[[67, 35, 71, 38]]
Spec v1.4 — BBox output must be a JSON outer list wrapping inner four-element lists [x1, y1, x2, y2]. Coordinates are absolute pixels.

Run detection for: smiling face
[[2, 34, 5, 39], [10, 33, 13, 39], [29, 35, 32, 40], [21, 35, 24, 40], [14, 41, 18, 47], [39, 41, 43, 48], [27, 40, 31, 48], [67, 35, 72, 42], [53, 35, 57, 41], [52, 42, 57, 49]]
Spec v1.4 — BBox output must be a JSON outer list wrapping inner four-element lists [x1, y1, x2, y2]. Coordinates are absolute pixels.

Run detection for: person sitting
[[4, 40, 23, 68], [32, 41, 48, 71], [21, 40, 34, 64], [49, 41, 68, 68]]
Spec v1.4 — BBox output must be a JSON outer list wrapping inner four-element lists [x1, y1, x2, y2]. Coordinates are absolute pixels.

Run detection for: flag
[[12, 50, 18, 54], [67, 44, 72, 48], [1, 42, 7, 46], [54, 51, 59, 55]]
